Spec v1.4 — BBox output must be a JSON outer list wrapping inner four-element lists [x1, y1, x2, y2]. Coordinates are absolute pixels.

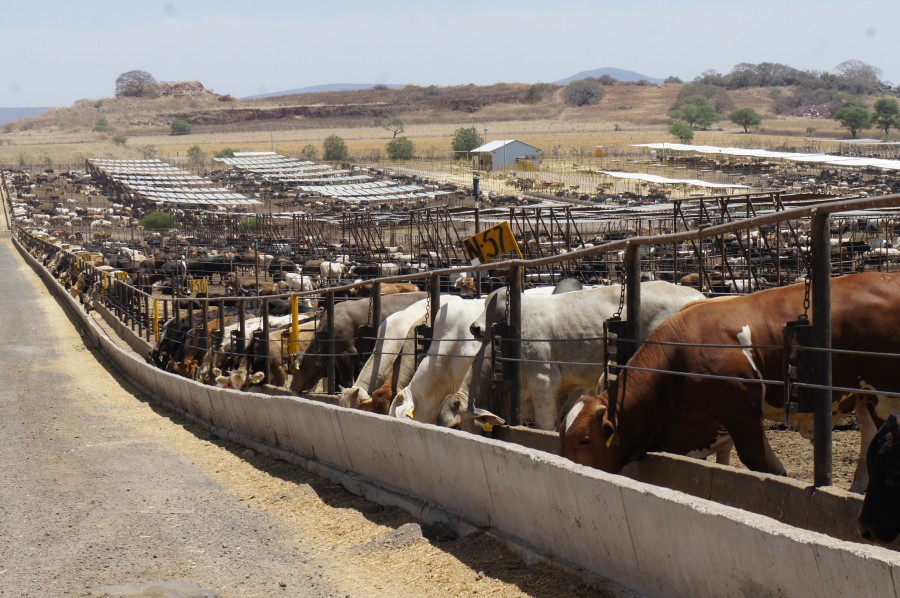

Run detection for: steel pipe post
[[507, 264, 523, 426], [811, 211, 833, 487], [623, 243, 642, 365], [326, 292, 336, 395]]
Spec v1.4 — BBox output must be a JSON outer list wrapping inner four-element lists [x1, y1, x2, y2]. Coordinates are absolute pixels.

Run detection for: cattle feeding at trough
[[289, 292, 427, 393], [559, 272, 900, 487], [442, 281, 705, 433]]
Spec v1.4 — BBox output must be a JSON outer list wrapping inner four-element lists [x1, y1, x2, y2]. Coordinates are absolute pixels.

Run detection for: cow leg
[[850, 400, 877, 494], [727, 416, 787, 476]]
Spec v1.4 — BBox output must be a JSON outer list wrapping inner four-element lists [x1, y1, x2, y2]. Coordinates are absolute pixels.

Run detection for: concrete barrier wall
[[16, 238, 900, 598]]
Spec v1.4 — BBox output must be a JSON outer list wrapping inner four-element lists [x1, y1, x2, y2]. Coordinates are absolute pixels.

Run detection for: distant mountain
[[245, 83, 404, 99], [0, 107, 51, 125], [557, 67, 663, 85]]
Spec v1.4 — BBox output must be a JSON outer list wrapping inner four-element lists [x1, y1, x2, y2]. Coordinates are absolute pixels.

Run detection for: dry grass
[[0, 82, 880, 171]]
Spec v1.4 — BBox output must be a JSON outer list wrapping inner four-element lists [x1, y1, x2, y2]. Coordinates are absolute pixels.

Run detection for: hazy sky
[[2, 0, 898, 106]]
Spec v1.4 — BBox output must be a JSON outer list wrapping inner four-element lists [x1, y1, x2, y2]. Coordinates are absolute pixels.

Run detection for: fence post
[[326, 292, 336, 395], [429, 273, 440, 329], [372, 282, 382, 327], [506, 264, 522, 426], [811, 210, 832, 487], [623, 242, 642, 364]]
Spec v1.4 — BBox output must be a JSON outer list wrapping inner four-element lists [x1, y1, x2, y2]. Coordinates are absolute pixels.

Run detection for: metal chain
[[799, 246, 812, 321], [504, 276, 511, 325], [612, 260, 627, 320]]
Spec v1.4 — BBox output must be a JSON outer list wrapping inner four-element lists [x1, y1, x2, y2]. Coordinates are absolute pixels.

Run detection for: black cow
[[858, 413, 900, 543]]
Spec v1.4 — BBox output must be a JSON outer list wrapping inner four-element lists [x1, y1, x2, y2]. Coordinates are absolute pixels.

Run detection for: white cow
[[279, 272, 317, 292], [441, 282, 706, 432], [339, 295, 461, 410], [320, 260, 346, 282], [389, 287, 557, 424]]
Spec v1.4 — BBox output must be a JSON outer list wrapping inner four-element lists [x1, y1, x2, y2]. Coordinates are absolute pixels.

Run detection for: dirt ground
[[0, 233, 615, 598], [731, 422, 861, 490]]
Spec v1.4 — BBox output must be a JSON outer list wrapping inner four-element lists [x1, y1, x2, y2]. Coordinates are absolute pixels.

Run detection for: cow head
[[559, 393, 627, 472], [858, 414, 900, 543], [339, 385, 370, 409], [438, 393, 504, 433], [389, 387, 415, 419]]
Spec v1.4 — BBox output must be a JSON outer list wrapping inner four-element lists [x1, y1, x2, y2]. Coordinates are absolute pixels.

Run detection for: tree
[[378, 117, 405, 138], [834, 106, 872, 138], [214, 148, 236, 158], [663, 76, 683, 85], [140, 211, 178, 230], [669, 121, 694, 143], [525, 83, 554, 103], [450, 126, 483, 159], [323, 134, 349, 161], [562, 78, 605, 107], [186, 145, 206, 166], [669, 95, 720, 129], [873, 98, 900, 135], [170, 119, 192, 135], [675, 82, 734, 112], [115, 70, 159, 98], [299, 144, 318, 161], [92, 118, 108, 133], [834, 59, 886, 94], [386, 136, 415, 160], [138, 145, 157, 159], [728, 107, 762, 133]]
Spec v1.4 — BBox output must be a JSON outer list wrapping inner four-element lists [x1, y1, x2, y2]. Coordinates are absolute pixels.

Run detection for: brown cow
[[349, 282, 420, 297], [560, 272, 900, 480]]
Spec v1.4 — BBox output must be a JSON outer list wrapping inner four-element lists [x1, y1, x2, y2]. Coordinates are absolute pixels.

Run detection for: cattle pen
[[7, 167, 900, 595]]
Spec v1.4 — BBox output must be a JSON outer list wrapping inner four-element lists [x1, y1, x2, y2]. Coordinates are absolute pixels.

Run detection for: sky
[[2, 0, 899, 106]]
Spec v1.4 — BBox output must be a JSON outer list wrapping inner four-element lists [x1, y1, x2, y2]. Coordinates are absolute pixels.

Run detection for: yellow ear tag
[[482, 421, 494, 433], [605, 432, 616, 448], [406, 408, 414, 419]]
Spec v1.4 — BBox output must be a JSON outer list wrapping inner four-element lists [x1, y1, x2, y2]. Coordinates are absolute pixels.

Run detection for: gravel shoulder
[[0, 236, 609, 597]]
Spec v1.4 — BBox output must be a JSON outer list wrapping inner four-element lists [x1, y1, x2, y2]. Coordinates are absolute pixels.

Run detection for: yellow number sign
[[462, 221, 522, 266]]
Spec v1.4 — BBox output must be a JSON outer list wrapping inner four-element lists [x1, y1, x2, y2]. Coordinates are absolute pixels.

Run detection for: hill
[[246, 83, 404, 99], [0, 107, 51, 125], [557, 67, 663, 85]]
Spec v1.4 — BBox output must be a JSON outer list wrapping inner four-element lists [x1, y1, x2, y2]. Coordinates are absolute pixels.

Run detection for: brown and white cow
[[560, 272, 900, 479]]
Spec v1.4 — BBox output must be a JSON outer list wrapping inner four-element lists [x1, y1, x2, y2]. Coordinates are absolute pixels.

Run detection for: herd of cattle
[[8, 165, 900, 546], [21, 230, 900, 546]]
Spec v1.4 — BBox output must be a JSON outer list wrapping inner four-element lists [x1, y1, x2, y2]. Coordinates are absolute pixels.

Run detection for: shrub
[[669, 121, 694, 143], [563, 78, 605, 107], [299, 144, 318, 161], [92, 119, 109, 133], [170, 119, 192, 135], [140, 211, 179, 230], [186, 145, 206, 165], [322, 135, 349, 161], [241, 217, 262, 231], [112, 135, 127, 146], [214, 148, 236, 158], [386, 136, 415, 160]]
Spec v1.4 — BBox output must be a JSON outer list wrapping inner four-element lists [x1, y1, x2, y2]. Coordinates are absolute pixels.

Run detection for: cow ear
[[249, 371, 265, 385], [597, 405, 619, 447], [472, 408, 505, 431]]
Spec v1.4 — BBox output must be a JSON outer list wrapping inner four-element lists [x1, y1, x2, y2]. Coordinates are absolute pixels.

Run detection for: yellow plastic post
[[289, 295, 300, 355], [153, 299, 160, 339]]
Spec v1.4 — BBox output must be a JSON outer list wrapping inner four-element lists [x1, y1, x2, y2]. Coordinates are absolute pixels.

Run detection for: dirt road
[[0, 238, 607, 597]]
